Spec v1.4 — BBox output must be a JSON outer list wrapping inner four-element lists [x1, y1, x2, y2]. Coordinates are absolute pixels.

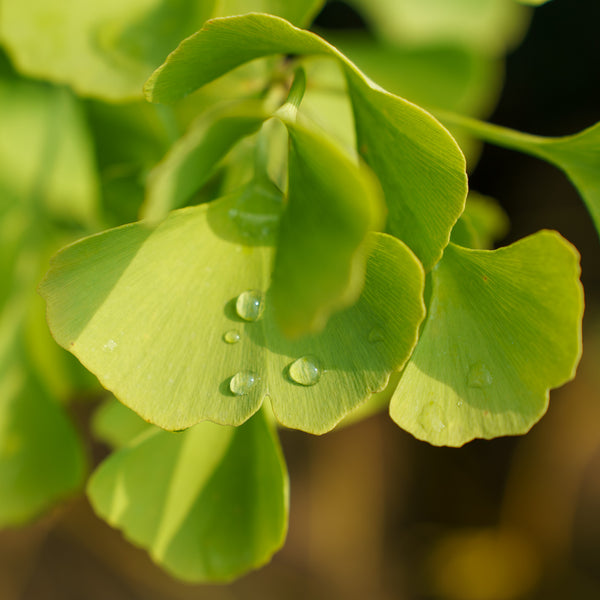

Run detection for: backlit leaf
[[390, 231, 583, 446], [88, 410, 288, 582]]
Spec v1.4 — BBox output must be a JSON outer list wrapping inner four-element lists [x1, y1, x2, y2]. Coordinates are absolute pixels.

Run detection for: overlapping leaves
[[145, 12, 468, 270], [41, 12, 585, 448], [40, 193, 425, 432]]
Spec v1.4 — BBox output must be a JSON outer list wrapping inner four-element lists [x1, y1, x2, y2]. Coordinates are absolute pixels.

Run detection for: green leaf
[[390, 231, 583, 447], [40, 197, 425, 433], [145, 13, 467, 270], [347, 77, 466, 270], [271, 118, 385, 336], [92, 398, 153, 449], [0, 78, 99, 228], [88, 410, 288, 582], [317, 34, 503, 163], [435, 113, 600, 239], [143, 100, 270, 222]]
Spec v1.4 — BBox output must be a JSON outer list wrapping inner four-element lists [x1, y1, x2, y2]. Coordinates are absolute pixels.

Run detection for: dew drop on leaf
[[223, 330, 241, 344], [229, 371, 259, 396], [368, 327, 385, 343], [235, 290, 264, 321], [288, 356, 323, 386], [467, 362, 493, 388]]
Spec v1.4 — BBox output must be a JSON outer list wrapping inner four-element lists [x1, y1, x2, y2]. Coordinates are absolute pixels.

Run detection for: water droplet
[[467, 362, 493, 388], [236, 290, 264, 321], [288, 356, 322, 386], [368, 328, 385, 343], [230, 371, 259, 396], [456, 400, 464, 408], [103, 339, 117, 351], [223, 330, 241, 344]]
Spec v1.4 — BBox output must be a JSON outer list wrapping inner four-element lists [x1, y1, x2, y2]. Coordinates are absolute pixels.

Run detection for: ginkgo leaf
[[40, 194, 425, 433], [435, 112, 600, 239], [317, 33, 503, 163], [271, 117, 385, 336], [88, 409, 288, 582], [144, 12, 467, 270], [390, 231, 583, 447]]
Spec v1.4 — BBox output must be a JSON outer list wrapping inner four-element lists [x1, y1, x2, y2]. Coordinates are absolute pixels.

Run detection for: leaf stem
[[434, 109, 552, 160]]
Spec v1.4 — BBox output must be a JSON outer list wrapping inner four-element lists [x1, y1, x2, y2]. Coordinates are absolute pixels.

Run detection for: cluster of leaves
[[1, 0, 596, 584]]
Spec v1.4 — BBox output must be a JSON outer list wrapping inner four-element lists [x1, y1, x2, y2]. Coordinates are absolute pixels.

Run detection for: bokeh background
[[1, 0, 600, 598]]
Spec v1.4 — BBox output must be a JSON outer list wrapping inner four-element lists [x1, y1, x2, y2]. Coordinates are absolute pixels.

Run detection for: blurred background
[[1, 0, 600, 598]]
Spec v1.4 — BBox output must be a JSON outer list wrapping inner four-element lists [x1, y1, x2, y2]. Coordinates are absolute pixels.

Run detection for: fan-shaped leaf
[[390, 231, 583, 446], [40, 196, 425, 433], [88, 409, 288, 582]]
